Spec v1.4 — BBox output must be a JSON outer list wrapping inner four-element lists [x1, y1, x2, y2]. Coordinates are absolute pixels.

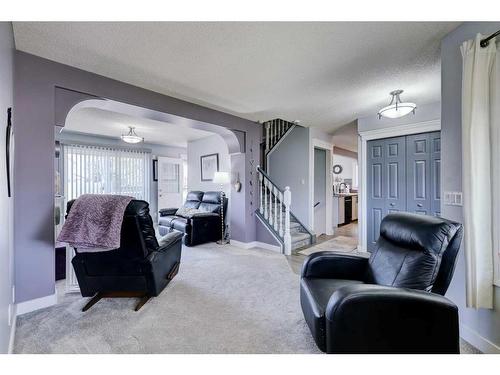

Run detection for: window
[[62, 143, 151, 203]]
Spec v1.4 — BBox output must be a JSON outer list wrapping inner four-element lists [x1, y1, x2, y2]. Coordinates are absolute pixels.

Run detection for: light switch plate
[[444, 191, 463, 206]]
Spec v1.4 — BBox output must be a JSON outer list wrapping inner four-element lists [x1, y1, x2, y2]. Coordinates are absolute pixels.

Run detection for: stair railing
[[264, 119, 295, 155], [257, 165, 292, 255]]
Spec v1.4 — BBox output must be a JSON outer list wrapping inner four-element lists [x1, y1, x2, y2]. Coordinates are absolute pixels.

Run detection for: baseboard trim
[[230, 240, 281, 253], [16, 293, 57, 316], [8, 305, 17, 354], [460, 323, 500, 354]]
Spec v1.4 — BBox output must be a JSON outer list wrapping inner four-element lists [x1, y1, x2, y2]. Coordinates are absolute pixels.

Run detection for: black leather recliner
[[301, 212, 463, 354], [158, 191, 228, 247], [67, 199, 183, 311]]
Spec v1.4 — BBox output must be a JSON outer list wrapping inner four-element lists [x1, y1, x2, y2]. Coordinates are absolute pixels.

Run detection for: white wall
[[0, 22, 14, 353], [187, 134, 231, 196], [332, 153, 357, 183], [267, 126, 311, 227]]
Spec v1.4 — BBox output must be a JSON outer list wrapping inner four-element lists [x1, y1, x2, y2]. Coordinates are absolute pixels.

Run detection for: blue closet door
[[366, 131, 440, 252], [385, 136, 407, 214], [430, 132, 441, 217], [406, 133, 432, 214], [367, 138, 386, 252]]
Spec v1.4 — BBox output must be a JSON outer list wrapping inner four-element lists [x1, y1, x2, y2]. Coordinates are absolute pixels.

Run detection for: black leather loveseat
[[300, 212, 463, 353], [67, 199, 183, 311], [158, 191, 228, 247]]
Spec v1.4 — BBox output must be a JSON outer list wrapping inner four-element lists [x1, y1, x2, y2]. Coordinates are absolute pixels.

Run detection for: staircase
[[261, 118, 296, 171], [256, 118, 315, 255]]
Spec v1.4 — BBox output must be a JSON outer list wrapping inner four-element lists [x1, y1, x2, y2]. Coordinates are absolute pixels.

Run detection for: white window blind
[[62, 143, 151, 203]]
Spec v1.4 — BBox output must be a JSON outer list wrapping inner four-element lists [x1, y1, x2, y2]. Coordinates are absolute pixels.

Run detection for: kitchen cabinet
[[352, 195, 358, 220], [338, 196, 345, 225]]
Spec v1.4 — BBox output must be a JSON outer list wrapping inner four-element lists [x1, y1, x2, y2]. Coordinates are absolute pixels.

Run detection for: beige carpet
[[14, 243, 320, 354], [299, 235, 358, 256]]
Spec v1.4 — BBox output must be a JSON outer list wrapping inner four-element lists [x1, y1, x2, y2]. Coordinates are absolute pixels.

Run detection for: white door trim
[[358, 119, 441, 252], [310, 138, 334, 235]]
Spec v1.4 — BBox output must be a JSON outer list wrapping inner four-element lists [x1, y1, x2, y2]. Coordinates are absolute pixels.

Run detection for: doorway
[[157, 157, 185, 210], [313, 147, 327, 236]]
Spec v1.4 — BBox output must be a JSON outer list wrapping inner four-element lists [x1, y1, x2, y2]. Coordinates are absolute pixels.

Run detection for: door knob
[[417, 203, 423, 207], [390, 203, 395, 206]]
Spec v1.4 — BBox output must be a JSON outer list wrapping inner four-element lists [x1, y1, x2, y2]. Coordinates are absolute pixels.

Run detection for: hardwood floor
[[286, 221, 358, 275]]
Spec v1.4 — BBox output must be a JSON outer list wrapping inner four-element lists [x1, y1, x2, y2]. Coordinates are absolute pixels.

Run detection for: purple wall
[[14, 51, 261, 303], [0, 21, 14, 353]]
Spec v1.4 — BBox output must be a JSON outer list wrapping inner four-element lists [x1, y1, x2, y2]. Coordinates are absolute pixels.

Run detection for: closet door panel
[[367, 139, 386, 252], [406, 133, 431, 214], [385, 136, 406, 213], [430, 132, 441, 216]]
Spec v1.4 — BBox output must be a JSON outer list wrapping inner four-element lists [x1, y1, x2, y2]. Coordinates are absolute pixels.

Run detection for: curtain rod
[[480, 29, 500, 48]]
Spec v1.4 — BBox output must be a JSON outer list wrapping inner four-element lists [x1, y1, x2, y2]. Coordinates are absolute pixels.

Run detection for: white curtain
[[461, 33, 499, 309], [62, 143, 151, 204]]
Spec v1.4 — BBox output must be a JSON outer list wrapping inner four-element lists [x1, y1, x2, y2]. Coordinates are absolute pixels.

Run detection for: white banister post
[[268, 180, 273, 227], [273, 186, 278, 231], [264, 178, 269, 219], [279, 191, 284, 237], [265, 122, 270, 154], [258, 167, 263, 215], [284, 186, 292, 255]]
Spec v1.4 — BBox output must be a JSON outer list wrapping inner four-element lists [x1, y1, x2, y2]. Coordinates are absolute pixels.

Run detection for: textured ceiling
[[65, 107, 213, 147], [13, 22, 459, 131]]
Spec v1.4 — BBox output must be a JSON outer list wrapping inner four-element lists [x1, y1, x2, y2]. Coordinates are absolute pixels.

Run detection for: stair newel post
[[284, 186, 292, 255], [273, 185, 278, 231], [258, 167, 263, 215], [265, 122, 270, 154], [279, 191, 284, 237]]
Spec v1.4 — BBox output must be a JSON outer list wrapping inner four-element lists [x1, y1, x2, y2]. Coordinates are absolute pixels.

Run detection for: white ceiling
[[64, 107, 213, 147], [13, 22, 459, 131]]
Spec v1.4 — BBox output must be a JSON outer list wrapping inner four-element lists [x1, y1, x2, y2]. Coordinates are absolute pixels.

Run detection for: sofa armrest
[[189, 212, 220, 219], [301, 251, 369, 280], [159, 208, 178, 217], [324, 284, 459, 353], [157, 231, 183, 252]]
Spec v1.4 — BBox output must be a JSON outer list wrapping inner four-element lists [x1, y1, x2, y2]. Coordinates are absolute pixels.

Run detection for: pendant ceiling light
[[121, 126, 143, 144], [378, 90, 417, 119]]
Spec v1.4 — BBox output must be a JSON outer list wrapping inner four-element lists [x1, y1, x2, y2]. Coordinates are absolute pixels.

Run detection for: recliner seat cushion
[[300, 278, 364, 352], [171, 217, 190, 232], [367, 212, 461, 291], [158, 216, 176, 227]]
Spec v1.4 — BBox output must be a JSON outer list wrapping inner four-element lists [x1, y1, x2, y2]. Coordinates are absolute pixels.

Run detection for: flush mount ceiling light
[[121, 126, 143, 144], [378, 90, 417, 119]]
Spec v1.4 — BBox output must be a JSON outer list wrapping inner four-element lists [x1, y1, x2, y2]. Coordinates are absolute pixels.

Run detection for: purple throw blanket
[[57, 194, 133, 252]]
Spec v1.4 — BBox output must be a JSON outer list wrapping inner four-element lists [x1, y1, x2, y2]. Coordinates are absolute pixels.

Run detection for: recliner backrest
[[66, 199, 159, 258], [366, 212, 462, 295], [199, 191, 226, 213], [183, 191, 204, 209]]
